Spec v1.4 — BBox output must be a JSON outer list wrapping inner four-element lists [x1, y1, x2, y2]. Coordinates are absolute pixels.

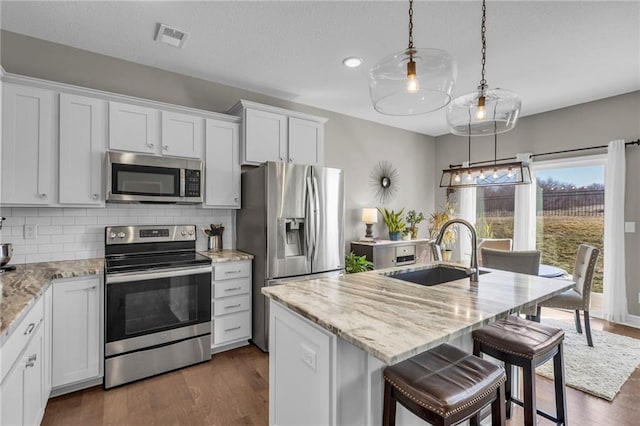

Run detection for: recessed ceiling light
[[342, 57, 363, 68]]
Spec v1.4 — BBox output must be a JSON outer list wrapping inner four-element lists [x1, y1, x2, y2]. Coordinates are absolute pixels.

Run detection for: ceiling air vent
[[155, 23, 190, 49]]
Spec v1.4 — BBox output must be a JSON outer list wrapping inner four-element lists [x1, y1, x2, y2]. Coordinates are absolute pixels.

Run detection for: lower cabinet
[[51, 277, 102, 389], [211, 260, 252, 352], [0, 291, 48, 426]]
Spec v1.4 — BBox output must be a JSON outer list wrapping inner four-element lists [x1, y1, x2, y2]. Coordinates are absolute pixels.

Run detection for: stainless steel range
[[104, 225, 212, 389]]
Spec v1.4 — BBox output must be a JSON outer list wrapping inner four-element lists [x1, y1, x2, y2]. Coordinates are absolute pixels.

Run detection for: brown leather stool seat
[[472, 316, 567, 426], [383, 343, 506, 426]]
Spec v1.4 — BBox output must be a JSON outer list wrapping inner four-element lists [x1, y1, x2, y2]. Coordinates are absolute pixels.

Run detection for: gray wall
[[434, 91, 640, 315], [0, 30, 436, 255]]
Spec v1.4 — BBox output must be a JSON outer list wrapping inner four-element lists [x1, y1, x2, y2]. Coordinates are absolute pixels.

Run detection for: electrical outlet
[[24, 224, 37, 240], [301, 343, 316, 370]]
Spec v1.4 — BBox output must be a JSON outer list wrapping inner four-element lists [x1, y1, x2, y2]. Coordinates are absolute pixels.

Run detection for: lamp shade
[[361, 208, 378, 224], [369, 48, 457, 116], [446, 87, 521, 136]]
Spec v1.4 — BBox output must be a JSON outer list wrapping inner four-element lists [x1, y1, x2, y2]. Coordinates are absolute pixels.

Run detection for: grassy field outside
[[485, 216, 604, 292]]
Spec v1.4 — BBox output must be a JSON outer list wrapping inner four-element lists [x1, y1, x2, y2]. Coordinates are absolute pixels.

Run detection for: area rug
[[535, 319, 640, 401]]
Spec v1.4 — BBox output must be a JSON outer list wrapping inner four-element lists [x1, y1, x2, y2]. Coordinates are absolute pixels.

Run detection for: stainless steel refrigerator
[[237, 162, 344, 351]]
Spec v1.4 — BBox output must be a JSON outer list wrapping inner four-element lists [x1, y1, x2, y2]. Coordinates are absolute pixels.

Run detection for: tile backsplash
[[0, 205, 235, 264]]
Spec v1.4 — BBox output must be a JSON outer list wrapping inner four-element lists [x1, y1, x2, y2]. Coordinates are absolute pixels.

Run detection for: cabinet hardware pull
[[224, 270, 242, 274], [92, 194, 99, 200], [27, 354, 37, 362], [224, 326, 241, 332], [224, 304, 242, 309], [147, 142, 154, 148], [289, 157, 293, 162], [25, 361, 35, 368], [40, 193, 47, 199], [24, 323, 35, 335], [224, 286, 242, 291], [85, 285, 97, 291], [163, 145, 169, 150], [234, 197, 238, 202]]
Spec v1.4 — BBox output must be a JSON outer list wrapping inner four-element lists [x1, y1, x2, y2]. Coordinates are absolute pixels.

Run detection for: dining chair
[[477, 238, 513, 267], [481, 248, 541, 318], [538, 244, 600, 347]]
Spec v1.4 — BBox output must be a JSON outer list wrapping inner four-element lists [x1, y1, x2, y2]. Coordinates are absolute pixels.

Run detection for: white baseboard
[[624, 314, 640, 329]]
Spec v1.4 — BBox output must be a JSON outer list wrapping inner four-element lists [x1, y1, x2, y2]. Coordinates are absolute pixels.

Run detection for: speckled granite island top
[[0, 258, 104, 339], [262, 263, 574, 365], [199, 249, 254, 262]]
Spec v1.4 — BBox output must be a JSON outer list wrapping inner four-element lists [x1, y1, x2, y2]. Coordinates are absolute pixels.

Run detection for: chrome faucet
[[430, 218, 479, 282]]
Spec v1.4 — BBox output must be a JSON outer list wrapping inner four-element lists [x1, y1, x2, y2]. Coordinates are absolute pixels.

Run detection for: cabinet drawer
[[213, 294, 250, 317], [213, 312, 251, 345], [213, 278, 250, 298], [1, 296, 44, 383], [214, 261, 251, 281]]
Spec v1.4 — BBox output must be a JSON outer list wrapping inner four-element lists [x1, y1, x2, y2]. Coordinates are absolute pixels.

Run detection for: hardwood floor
[[42, 310, 640, 425]]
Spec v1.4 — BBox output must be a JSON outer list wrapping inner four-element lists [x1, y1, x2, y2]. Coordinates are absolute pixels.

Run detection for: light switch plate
[[625, 221, 636, 233], [24, 224, 37, 239]]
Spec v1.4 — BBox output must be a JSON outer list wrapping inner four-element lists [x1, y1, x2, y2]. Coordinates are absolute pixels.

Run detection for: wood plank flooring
[[42, 309, 640, 425]]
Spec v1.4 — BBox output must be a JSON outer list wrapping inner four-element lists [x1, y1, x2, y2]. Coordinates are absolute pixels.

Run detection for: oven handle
[[106, 265, 212, 284]]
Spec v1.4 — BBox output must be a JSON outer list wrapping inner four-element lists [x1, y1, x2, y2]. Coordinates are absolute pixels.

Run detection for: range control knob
[[188, 229, 194, 236], [109, 232, 117, 239], [117, 232, 126, 239], [181, 230, 187, 236]]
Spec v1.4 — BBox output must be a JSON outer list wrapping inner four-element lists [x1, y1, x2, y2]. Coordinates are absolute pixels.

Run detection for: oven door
[[105, 265, 211, 356]]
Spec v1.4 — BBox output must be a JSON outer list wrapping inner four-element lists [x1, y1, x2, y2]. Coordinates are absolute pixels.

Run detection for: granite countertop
[[0, 258, 104, 340], [199, 249, 254, 262], [262, 263, 575, 365]]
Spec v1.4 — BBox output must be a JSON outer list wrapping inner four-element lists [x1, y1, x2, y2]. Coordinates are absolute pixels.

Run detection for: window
[[476, 185, 515, 240]]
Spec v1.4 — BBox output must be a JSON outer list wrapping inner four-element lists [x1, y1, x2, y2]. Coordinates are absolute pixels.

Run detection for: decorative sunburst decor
[[370, 160, 399, 204]]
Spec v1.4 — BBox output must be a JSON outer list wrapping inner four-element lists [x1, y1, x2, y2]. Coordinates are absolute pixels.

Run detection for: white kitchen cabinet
[[161, 111, 204, 158], [1, 83, 55, 205], [204, 119, 240, 208], [0, 294, 47, 426], [229, 100, 327, 166], [211, 260, 252, 352], [59, 93, 106, 205], [109, 101, 159, 154], [52, 277, 102, 388]]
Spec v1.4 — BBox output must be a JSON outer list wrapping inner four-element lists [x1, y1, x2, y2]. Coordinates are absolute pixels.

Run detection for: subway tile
[[0, 207, 11, 215], [10, 254, 26, 264], [2, 216, 25, 226], [119, 216, 138, 224], [26, 253, 52, 263], [63, 208, 87, 217], [11, 226, 25, 237], [38, 208, 64, 216], [97, 217, 118, 225], [39, 225, 64, 235], [38, 244, 59, 253], [51, 235, 76, 244], [36, 236, 51, 244], [52, 216, 76, 225], [50, 252, 76, 261], [75, 216, 98, 225], [25, 216, 52, 225], [62, 225, 87, 234], [105, 207, 127, 216], [12, 208, 37, 216]]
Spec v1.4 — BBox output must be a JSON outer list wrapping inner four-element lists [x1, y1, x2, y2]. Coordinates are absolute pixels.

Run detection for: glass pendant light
[[446, 0, 521, 135], [369, 0, 457, 116]]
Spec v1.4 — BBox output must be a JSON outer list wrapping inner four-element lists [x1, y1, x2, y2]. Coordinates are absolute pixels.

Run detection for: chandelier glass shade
[[446, 0, 521, 136], [369, 47, 457, 115], [440, 161, 531, 188]]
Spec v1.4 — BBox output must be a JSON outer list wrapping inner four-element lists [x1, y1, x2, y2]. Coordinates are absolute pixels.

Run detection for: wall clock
[[370, 160, 398, 204]]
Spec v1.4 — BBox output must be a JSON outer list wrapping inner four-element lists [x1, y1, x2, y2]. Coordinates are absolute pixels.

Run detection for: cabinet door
[[204, 120, 240, 208], [161, 111, 204, 158], [109, 101, 158, 154], [59, 93, 106, 205], [243, 108, 287, 165], [1, 358, 24, 426], [288, 117, 324, 166], [1, 84, 54, 204], [52, 277, 101, 388], [22, 324, 45, 426]]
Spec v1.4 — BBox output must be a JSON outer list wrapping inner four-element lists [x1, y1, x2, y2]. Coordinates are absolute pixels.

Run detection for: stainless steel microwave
[[106, 151, 203, 203]]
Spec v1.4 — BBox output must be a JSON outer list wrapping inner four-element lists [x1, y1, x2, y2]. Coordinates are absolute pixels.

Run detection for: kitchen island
[[262, 262, 574, 426]]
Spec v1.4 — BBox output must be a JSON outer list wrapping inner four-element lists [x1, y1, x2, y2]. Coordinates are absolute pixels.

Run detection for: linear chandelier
[[440, 134, 532, 188]]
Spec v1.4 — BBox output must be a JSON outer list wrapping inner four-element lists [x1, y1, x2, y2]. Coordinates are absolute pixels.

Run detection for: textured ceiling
[[1, 1, 638, 136]]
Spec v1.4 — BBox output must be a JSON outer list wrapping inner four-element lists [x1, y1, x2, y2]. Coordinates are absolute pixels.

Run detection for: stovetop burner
[[106, 252, 211, 274]]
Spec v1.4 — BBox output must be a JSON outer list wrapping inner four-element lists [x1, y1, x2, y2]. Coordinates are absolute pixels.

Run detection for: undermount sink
[[383, 266, 490, 287]]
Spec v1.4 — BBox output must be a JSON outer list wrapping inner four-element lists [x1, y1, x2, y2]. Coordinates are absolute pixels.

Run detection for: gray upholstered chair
[[538, 244, 600, 347], [477, 238, 513, 267], [481, 248, 541, 318]]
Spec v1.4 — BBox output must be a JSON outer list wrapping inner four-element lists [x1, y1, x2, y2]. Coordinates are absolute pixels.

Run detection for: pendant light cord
[[408, 0, 414, 49], [479, 0, 487, 88]]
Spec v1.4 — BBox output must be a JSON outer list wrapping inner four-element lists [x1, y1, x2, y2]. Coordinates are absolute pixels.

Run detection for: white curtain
[[513, 153, 537, 250], [603, 140, 627, 323], [456, 162, 477, 263]]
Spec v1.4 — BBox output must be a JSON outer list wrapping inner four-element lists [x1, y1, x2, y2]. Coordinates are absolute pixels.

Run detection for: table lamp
[[361, 208, 378, 239]]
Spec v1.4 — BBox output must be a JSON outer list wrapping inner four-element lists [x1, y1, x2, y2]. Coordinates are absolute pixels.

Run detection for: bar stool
[[472, 316, 567, 426], [383, 343, 506, 426]]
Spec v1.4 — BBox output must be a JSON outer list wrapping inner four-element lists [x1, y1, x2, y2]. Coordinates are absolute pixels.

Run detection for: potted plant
[[345, 252, 374, 274], [401, 228, 412, 241], [428, 201, 457, 260], [378, 208, 406, 241], [405, 210, 425, 240]]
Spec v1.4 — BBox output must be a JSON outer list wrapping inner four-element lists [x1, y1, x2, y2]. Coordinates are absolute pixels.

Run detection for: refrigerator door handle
[[305, 176, 315, 262], [312, 176, 321, 262]]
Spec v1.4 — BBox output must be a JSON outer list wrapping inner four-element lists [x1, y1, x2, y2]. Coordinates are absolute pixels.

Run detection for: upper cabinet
[[109, 101, 204, 159], [204, 119, 240, 209], [229, 100, 327, 166], [1, 84, 55, 205], [59, 93, 106, 206]]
